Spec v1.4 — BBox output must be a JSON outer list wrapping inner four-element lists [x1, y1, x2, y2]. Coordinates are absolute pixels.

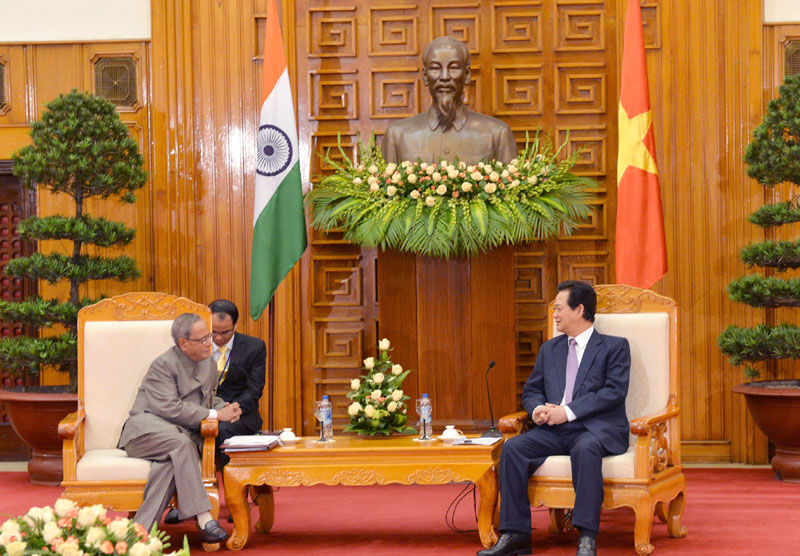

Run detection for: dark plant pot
[[0, 387, 77, 485], [732, 379, 800, 482]]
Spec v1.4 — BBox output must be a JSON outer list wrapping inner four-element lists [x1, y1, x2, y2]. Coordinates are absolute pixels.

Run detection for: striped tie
[[217, 346, 229, 384]]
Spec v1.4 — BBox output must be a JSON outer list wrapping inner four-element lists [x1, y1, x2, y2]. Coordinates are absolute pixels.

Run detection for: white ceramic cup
[[441, 425, 464, 439], [279, 427, 297, 441]]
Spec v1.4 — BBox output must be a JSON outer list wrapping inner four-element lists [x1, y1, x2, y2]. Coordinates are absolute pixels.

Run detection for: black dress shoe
[[163, 508, 183, 525], [476, 532, 532, 556], [199, 519, 229, 543], [576, 535, 596, 556]]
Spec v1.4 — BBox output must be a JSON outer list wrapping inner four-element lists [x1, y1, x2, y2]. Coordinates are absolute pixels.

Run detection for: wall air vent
[[94, 56, 137, 108]]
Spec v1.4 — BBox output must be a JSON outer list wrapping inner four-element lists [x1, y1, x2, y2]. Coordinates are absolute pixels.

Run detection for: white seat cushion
[[533, 447, 634, 479], [76, 448, 151, 481]]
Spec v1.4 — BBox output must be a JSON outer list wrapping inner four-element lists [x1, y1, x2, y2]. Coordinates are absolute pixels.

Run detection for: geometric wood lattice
[[94, 56, 138, 108], [0, 61, 6, 110], [786, 39, 800, 78]]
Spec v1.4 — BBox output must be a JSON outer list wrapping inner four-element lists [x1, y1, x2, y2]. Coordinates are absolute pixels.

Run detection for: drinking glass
[[313, 400, 326, 441]]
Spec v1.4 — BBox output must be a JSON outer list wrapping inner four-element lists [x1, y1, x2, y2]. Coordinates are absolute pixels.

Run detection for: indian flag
[[250, 0, 308, 320]]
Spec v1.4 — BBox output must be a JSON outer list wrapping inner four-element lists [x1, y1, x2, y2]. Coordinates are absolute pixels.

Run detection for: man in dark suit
[[118, 313, 241, 542], [479, 281, 630, 556], [208, 299, 267, 461]]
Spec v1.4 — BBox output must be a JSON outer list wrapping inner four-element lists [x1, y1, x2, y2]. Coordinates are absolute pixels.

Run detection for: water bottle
[[416, 394, 432, 440], [321, 395, 334, 441]]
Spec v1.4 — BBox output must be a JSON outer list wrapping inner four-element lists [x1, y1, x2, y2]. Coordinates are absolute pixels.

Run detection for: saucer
[[279, 436, 301, 444], [437, 435, 466, 444]]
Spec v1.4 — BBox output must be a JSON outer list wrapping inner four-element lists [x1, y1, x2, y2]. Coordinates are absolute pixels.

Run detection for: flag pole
[[267, 297, 275, 432]]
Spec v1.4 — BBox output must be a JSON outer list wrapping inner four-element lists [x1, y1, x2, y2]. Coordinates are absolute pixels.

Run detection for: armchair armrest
[[630, 405, 680, 436], [59, 409, 85, 482], [631, 404, 681, 479], [499, 410, 532, 438], [200, 418, 218, 481]]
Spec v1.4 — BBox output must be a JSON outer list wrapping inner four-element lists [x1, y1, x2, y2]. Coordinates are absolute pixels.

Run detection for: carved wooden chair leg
[[666, 491, 688, 539], [633, 497, 656, 556], [654, 501, 668, 523], [548, 508, 566, 534]]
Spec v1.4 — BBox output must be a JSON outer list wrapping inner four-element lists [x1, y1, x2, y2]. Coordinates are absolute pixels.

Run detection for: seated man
[[118, 312, 242, 543], [208, 298, 266, 463], [479, 281, 630, 556]]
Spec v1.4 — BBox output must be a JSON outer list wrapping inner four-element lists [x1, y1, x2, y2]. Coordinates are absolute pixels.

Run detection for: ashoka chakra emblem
[[257, 124, 292, 177]]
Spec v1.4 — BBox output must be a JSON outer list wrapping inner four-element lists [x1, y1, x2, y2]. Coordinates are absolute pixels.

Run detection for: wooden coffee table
[[223, 435, 502, 550]]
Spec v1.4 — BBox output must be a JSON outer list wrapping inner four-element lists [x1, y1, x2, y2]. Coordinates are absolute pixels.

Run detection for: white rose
[[5, 541, 26, 556], [407, 173, 418, 184], [373, 373, 385, 385], [489, 171, 500, 182], [470, 170, 482, 181], [410, 190, 420, 199], [146, 537, 163, 553], [107, 518, 130, 539], [24, 507, 47, 527], [85, 526, 106, 548], [511, 179, 520, 187], [56, 540, 80, 556], [53, 498, 78, 517], [368, 165, 378, 174], [378, 338, 391, 350], [508, 164, 518, 174], [436, 184, 447, 195], [386, 185, 397, 196], [77, 504, 105, 527], [391, 364, 402, 375], [425, 166, 435, 175], [350, 378, 360, 390], [353, 177, 363, 186], [391, 389, 403, 401], [367, 175, 378, 186], [387, 401, 398, 412], [420, 162, 428, 170], [363, 357, 375, 369], [42, 521, 63, 544], [364, 404, 376, 418], [501, 170, 509, 179], [129, 542, 151, 556], [385, 163, 397, 175], [1, 519, 20, 535], [425, 196, 436, 207], [530, 175, 538, 185], [461, 182, 472, 192], [347, 402, 363, 416], [432, 172, 442, 182], [447, 169, 458, 179], [391, 172, 402, 184], [371, 389, 382, 400], [484, 183, 497, 194]]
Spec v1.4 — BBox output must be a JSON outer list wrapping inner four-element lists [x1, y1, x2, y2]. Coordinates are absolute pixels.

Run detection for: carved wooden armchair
[[59, 293, 220, 531], [499, 285, 686, 555]]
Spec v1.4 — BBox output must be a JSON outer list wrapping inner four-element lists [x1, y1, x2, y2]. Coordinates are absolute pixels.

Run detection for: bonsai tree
[[718, 72, 800, 381], [0, 90, 146, 392]]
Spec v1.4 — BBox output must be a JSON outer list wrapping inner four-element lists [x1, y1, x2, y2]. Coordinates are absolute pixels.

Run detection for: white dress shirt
[[208, 333, 236, 419]]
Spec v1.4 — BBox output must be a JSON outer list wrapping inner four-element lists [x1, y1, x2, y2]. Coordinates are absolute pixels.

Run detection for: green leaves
[[0, 297, 99, 327], [718, 324, 800, 365], [728, 274, 800, 307], [18, 215, 136, 247], [0, 333, 77, 375], [740, 240, 800, 271], [6, 253, 140, 285]]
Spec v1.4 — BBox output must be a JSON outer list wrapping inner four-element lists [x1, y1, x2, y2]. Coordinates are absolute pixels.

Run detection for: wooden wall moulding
[[490, 3, 543, 54], [429, 3, 481, 53], [492, 64, 544, 116], [554, 62, 607, 114], [367, 6, 420, 57], [369, 67, 421, 119], [555, 5, 605, 52], [307, 6, 358, 58], [307, 69, 359, 120]]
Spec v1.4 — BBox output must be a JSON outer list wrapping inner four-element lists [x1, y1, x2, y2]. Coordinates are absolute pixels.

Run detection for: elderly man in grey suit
[[118, 313, 242, 543]]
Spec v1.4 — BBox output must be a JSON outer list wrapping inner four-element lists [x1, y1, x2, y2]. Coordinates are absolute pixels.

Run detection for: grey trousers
[[123, 429, 211, 529]]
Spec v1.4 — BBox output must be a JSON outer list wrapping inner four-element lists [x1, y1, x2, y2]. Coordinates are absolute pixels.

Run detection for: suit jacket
[[229, 333, 267, 405], [521, 330, 631, 455], [118, 345, 225, 448], [215, 361, 261, 434]]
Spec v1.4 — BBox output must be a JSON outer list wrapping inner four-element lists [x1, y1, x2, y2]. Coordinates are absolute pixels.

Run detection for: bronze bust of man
[[381, 36, 517, 165]]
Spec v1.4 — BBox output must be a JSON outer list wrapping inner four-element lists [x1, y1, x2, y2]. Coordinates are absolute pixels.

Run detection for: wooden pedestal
[[377, 246, 516, 433]]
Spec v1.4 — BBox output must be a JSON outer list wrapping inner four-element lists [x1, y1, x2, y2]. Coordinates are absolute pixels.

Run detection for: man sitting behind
[[208, 299, 266, 461], [479, 281, 630, 556], [117, 313, 242, 543]]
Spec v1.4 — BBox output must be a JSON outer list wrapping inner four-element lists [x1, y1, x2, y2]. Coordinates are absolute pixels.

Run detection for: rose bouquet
[[344, 338, 417, 436], [0, 498, 190, 556], [305, 132, 597, 258]]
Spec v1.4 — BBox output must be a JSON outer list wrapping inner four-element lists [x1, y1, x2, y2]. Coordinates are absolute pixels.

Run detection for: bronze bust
[[381, 36, 517, 165]]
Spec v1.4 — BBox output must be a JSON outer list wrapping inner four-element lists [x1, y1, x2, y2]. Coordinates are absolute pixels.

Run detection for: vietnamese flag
[[615, 0, 667, 289]]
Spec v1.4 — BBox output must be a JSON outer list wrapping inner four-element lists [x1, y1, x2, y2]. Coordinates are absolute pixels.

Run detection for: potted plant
[[0, 90, 146, 484], [718, 72, 800, 482]]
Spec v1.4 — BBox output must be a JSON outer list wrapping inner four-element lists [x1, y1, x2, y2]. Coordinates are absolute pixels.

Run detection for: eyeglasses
[[185, 334, 213, 343], [212, 328, 234, 338]]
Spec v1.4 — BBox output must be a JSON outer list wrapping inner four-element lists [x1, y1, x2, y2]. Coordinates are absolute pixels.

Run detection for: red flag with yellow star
[[615, 0, 667, 288]]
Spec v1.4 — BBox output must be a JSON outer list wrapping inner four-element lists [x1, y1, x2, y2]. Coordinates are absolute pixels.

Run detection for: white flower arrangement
[[0, 499, 189, 556], [343, 338, 416, 436]]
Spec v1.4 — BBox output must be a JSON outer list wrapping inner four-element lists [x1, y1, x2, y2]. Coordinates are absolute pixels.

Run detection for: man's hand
[[545, 404, 568, 426], [216, 402, 241, 423], [532, 405, 550, 425]]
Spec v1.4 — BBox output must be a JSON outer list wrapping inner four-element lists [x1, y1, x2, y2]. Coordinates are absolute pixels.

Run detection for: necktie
[[564, 338, 579, 404], [217, 346, 228, 383]]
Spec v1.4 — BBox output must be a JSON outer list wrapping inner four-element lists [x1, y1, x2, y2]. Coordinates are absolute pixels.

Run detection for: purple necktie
[[564, 338, 579, 404]]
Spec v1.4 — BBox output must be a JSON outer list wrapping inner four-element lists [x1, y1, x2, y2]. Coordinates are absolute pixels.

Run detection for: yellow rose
[[489, 171, 500, 182], [371, 389, 382, 400], [368, 165, 378, 174], [484, 183, 497, 194], [363, 357, 375, 369], [385, 163, 397, 175], [387, 185, 397, 196], [5, 541, 26, 556], [410, 190, 420, 199], [391, 389, 403, 401], [387, 401, 398, 412], [350, 378, 360, 390], [436, 184, 447, 195], [425, 196, 436, 207], [347, 402, 363, 416], [379, 338, 391, 350], [364, 404, 376, 418], [432, 172, 442, 182], [470, 170, 482, 181], [407, 173, 418, 184], [373, 372, 385, 385], [391, 172, 402, 184], [461, 182, 472, 192], [391, 364, 402, 375]]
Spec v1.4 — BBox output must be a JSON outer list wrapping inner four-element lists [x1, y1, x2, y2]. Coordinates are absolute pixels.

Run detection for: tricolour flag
[[615, 0, 667, 289], [250, 0, 308, 320]]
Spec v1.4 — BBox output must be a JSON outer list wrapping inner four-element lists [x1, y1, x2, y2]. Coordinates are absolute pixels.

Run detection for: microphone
[[481, 360, 502, 438]]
